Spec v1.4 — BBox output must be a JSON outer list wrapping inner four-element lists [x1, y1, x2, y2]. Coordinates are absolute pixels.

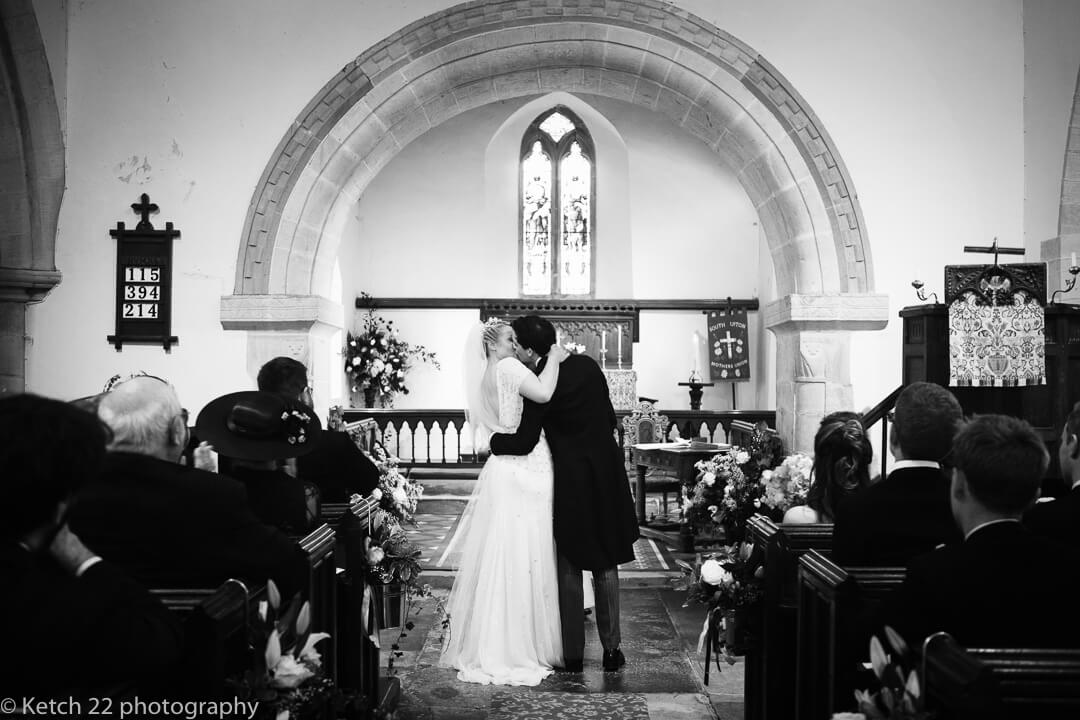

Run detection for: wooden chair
[[747, 516, 834, 720], [621, 399, 680, 515], [795, 549, 905, 720]]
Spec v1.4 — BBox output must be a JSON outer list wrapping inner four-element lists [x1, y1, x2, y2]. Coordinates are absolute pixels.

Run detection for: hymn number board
[[107, 194, 180, 350]]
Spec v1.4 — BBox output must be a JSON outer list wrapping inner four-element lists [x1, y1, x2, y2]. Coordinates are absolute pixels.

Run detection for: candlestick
[[600, 330, 607, 369]]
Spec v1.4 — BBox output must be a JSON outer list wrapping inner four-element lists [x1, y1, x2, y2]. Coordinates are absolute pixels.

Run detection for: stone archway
[[222, 0, 889, 450], [0, 1, 65, 395]]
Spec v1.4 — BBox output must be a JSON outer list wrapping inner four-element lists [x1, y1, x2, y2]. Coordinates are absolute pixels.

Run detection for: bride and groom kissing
[[439, 314, 640, 685]]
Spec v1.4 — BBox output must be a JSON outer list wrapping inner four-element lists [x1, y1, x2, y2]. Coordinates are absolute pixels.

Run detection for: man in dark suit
[[1025, 400, 1080, 546], [68, 376, 309, 598], [834, 381, 963, 565], [1, 394, 182, 697], [490, 315, 640, 673], [883, 414, 1080, 648], [258, 356, 379, 503]]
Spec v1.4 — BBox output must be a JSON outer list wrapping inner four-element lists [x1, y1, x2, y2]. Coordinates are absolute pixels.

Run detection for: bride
[[439, 318, 569, 685]]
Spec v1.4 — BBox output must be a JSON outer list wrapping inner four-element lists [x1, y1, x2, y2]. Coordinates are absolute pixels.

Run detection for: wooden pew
[[795, 549, 905, 720], [156, 579, 268, 698], [153, 522, 339, 699], [746, 516, 834, 720], [323, 495, 383, 712], [299, 523, 338, 684], [923, 634, 1080, 719]]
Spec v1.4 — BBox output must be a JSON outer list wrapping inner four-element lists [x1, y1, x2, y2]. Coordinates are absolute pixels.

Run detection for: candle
[[692, 332, 701, 374], [1071, 252, 1076, 268], [617, 328, 622, 361]]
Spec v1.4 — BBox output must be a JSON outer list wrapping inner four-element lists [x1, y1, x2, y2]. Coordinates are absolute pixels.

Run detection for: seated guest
[[68, 376, 308, 598], [196, 390, 319, 535], [833, 382, 963, 565], [1025, 400, 1080, 546], [258, 356, 380, 502], [1, 394, 182, 696], [883, 414, 1080, 648], [784, 411, 871, 523]]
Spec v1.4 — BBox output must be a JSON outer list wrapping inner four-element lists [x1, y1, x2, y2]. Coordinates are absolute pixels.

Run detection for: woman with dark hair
[[783, 411, 872, 524]]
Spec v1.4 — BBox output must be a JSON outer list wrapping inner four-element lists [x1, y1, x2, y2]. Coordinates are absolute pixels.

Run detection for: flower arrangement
[[687, 449, 747, 533], [345, 293, 440, 407], [758, 452, 813, 513], [360, 507, 443, 675], [232, 579, 334, 719], [840, 627, 932, 720], [675, 542, 764, 669], [364, 509, 425, 589], [363, 443, 423, 527], [686, 423, 787, 541]]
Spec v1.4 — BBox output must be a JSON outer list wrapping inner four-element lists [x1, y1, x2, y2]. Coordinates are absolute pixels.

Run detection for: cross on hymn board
[[962, 237, 1025, 266], [132, 193, 159, 231]]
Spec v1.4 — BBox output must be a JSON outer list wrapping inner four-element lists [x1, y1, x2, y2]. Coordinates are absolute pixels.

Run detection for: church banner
[[707, 308, 750, 382], [948, 291, 1045, 387]]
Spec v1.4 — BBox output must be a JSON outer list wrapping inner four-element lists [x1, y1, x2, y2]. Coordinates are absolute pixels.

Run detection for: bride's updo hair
[[807, 411, 872, 521], [481, 318, 509, 358]]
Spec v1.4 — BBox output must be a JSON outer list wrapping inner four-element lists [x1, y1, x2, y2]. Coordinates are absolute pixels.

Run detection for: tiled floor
[[388, 496, 746, 720]]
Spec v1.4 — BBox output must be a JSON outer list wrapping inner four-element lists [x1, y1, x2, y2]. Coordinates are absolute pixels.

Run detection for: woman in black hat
[[196, 391, 322, 535]]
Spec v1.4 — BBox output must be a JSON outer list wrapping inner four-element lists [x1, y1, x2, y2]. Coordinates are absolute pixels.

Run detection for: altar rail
[[341, 408, 776, 466]]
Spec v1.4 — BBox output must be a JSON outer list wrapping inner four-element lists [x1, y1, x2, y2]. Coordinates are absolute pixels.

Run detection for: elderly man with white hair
[[68, 375, 309, 598]]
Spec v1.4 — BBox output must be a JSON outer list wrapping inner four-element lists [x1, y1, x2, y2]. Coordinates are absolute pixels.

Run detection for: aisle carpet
[[407, 513, 677, 571], [489, 692, 650, 720]]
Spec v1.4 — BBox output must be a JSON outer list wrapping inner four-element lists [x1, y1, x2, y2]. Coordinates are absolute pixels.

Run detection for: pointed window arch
[[520, 107, 595, 297]]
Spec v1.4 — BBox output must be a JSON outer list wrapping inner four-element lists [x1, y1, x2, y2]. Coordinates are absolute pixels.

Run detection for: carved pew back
[[324, 495, 382, 705], [152, 580, 267, 698], [795, 549, 905, 720], [746, 516, 833, 720], [924, 634, 1080, 719], [298, 523, 338, 684]]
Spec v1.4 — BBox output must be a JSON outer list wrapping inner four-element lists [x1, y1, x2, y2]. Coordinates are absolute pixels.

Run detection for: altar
[[629, 443, 725, 525]]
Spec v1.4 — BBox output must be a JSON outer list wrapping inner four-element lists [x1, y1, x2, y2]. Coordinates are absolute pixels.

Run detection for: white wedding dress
[[439, 357, 563, 685]]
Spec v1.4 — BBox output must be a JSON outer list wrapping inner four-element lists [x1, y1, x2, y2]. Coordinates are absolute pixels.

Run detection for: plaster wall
[[340, 93, 760, 411], [22, 0, 1052, 418], [1023, 0, 1080, 261]]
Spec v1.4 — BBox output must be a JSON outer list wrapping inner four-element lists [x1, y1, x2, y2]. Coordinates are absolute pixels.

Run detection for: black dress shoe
[[602, 648, 626, 672]]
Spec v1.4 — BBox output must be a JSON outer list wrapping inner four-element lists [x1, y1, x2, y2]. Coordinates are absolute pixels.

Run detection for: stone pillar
[[0, 268, 63, 396], [220, 294, 344, 416], [765, 294, 890, 453]]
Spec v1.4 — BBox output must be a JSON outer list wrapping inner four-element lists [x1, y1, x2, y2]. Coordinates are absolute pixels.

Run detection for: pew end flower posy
[[345, 293, 439, 407], [231, 579, 335, 719]]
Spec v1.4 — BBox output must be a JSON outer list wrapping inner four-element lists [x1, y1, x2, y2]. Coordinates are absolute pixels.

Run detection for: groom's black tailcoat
[[490, 354, 639, 571]]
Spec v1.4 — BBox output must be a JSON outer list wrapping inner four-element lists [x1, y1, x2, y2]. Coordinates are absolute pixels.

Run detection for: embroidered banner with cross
[[946, 239, 1046, 387], [707, 307, 750, 382]]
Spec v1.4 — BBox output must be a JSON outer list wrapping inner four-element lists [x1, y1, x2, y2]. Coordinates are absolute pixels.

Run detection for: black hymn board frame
[[107, 194, 180, 351]]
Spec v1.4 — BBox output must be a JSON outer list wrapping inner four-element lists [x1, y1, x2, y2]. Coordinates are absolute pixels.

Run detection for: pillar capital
[[0, 268, 62, 303], [766, 293, 889, 453], [764, 293, 890, 333], [219, 294, 344, 333]]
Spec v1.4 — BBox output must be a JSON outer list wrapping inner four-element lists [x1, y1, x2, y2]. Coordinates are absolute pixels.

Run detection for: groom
[[490, 315, 640, 672]]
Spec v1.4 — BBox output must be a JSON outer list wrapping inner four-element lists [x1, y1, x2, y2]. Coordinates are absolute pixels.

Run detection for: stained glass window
[[520, 107, 594, 297]]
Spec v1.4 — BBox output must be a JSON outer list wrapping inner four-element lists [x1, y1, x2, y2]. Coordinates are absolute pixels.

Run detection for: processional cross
[[962, 237, 1025, 266]]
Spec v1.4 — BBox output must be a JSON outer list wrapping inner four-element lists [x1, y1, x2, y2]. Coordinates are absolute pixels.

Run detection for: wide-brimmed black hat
[[195, 391, 322, 461]]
